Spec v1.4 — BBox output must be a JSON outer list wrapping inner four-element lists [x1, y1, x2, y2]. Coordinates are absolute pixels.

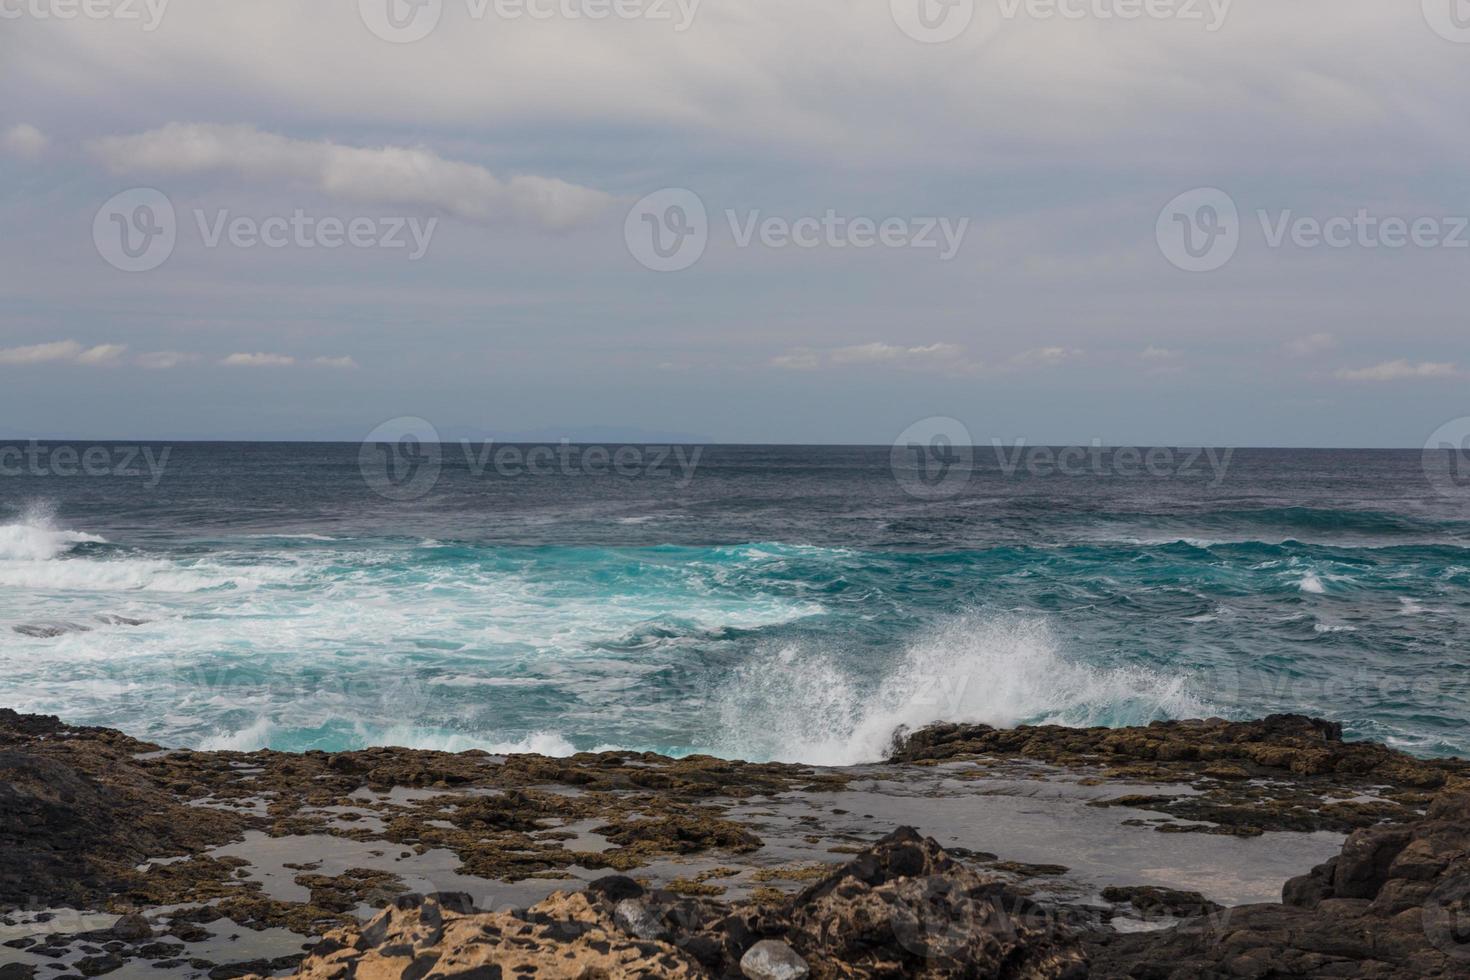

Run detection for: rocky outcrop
[[891, 714, 1467, 835], [6, 709, 1469, 979], [279, 828, 1088, 979], [0, 713, 243, 908], [890, 715, 1455, 788], [1087, 789, 1470, 978]]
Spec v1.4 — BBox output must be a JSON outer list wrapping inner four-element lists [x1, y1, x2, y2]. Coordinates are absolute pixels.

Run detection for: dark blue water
[[2, 443, 1467, 762]]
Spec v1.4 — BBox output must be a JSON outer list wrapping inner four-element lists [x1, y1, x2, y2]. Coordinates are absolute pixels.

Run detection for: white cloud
[[1334, 360, 1463, 382], [90, 123, 613, 230], [0, 340, 83, 365], [771, 350, 821, 371], [772, 342, 980, 375], [829, 342, 961, 365], [0, 340, 128, 366], [76, 344, 128, 365], [135, 351, 198, 370], [1, 123, 47, 158], [311, 355, 358, 369], [1141, 346, 1179, 360], [1285, 333, 1336, 357], [221, 352, 296, 367], [1010, 346, 1083, 367]]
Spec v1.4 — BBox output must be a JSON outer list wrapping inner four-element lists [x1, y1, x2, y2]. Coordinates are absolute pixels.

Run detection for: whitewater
[[2, 445, 1468, 761]]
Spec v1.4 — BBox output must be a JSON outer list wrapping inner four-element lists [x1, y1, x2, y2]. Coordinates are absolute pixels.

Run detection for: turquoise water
[[2, 444, 1467, 762]]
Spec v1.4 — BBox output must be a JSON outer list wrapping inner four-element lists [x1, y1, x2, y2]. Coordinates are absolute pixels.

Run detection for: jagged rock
[[270, 830, 1086, 979]]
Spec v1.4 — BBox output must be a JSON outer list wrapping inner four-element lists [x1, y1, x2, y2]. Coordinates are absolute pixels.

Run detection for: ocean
[[2, 442, 1467, 763]]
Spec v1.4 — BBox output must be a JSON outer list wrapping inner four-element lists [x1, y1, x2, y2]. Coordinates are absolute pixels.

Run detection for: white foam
[[0, 519, 106, 561], [711, 613, 1208, 766], [0, 558, 290, 593], [199, 716, 275, 751], [1298, 572, 1326, 594], [1313, 622, 1357, 633], [368, 724, 577, 756]]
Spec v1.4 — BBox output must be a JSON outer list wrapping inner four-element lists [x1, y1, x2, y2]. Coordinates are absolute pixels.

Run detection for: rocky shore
[[1, 709, 1466, 978]]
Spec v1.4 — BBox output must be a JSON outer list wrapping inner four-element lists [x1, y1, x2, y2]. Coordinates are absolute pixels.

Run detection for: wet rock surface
[[2, 710, 1468, 978]]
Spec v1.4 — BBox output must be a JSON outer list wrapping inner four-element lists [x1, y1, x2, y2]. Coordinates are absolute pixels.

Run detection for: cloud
[[0, 340, 128, 366], [90, 123, 614, 230], [76, 344, 128, 365], [772, 342, 980, 375], [311, 355, 359, 369], [1009, 346, 1083, 367], [1334, 360, 1463, 382], [770, 351, 822, 371], [1, 123, 47, 158], [135, 351, 198, 370], [1141, 346, 1179, 360], [221, 352, 296, 367], [0, 341, 83, 365], [1285, 333, 1336, 357]]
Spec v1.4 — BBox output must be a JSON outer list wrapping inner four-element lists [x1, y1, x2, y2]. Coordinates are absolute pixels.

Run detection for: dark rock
[[1332, 826, 1412, 899], [1099, 884, 1223, 919], [1088, 785, 1470, 978], [73, 954, 123, 977], [110, 913, 152, 941], [584, 875, 644, 902]]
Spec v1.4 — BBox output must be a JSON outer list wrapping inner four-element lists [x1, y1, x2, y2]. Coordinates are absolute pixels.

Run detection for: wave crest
[[712, 613, 1208, 766]]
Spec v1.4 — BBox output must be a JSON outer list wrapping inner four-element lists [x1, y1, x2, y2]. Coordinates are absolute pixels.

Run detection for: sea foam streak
[[712, 613, 1208, 766]]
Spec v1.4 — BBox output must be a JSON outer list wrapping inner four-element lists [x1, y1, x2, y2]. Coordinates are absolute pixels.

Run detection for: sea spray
[[711, 613, 1209, 766]]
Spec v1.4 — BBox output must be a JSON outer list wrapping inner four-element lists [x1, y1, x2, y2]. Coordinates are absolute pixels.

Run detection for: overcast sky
[[2, 1, 1468, 445]]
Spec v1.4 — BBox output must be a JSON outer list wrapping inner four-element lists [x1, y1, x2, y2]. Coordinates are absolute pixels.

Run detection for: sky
[[2, 0, 1468, 446]]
